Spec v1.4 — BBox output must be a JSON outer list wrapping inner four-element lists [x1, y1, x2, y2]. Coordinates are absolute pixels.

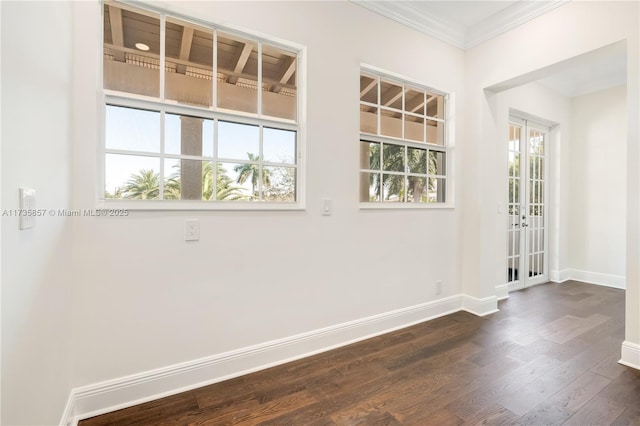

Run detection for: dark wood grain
[[80, 281, 639, 425]]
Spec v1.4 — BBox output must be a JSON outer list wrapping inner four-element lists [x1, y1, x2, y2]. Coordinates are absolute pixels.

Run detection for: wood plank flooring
[[80, 281, 640, 425]]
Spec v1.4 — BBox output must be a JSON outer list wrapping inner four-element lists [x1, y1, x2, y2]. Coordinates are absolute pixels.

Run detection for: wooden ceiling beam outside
[[103, 42, 297, 90], [407, 94, 437, 114], [272, 57, 296, 93], [228, 43, 253, 85], [360, 78, 377, 100], [108, 5, 125, 62], [382, 87, 403, 107], [176, 27, 194, 74]]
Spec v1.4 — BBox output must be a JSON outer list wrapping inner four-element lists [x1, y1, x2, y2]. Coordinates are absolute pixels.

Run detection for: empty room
[[1, 0, 639, 425]]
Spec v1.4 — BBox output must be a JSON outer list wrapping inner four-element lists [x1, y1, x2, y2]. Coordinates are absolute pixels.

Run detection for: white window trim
[[359, 64, 455, 209], [98, 0, 307, 211]]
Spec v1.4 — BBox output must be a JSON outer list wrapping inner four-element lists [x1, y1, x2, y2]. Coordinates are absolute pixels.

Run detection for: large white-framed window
[[359, 66, 449, 207], [100, 0, 305, 210]]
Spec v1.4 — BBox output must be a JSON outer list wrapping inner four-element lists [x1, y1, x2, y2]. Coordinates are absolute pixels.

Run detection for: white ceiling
[[537, 41, 627, 98], [353, 0, 628, 97]]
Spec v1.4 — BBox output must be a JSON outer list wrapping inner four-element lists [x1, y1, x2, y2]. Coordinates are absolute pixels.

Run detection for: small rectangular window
[[359, 68, 448, 205], [102, 0, 302, 208]]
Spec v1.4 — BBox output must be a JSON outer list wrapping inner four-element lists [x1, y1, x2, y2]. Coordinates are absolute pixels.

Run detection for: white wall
[[463, 0, 639, 364], [0, 2, 74, 425], [569, 85, 627, 285], [71, 0, 465, 389]]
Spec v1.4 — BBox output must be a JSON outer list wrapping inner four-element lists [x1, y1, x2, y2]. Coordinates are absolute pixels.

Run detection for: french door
[[507, 118, 549, 291]]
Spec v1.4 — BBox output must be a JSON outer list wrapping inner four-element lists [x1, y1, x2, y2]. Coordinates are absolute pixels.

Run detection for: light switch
[[19, 188, 36, 230], [321, 199, 332, 216]]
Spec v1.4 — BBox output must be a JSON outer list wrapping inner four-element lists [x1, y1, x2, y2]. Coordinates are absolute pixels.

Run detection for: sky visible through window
[[105, 106, 295, 197]]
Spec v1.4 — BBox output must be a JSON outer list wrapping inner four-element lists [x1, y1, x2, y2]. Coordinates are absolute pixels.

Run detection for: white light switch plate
[[322, 199, 332, 216], [19, 188, 36, 230]]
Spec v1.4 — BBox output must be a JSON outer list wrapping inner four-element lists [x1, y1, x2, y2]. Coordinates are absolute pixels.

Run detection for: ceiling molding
[[352, 1, 570, 50], [467, 1, 570, 49], [351, 0, 466, 48]]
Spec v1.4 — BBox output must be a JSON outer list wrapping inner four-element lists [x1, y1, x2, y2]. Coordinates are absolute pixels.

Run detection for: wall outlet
[[184, 219, 200, 241], [435, 280, 443, 296]]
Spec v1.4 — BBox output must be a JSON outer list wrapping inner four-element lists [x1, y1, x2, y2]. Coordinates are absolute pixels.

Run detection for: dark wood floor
[[80, 281, 640, 425]]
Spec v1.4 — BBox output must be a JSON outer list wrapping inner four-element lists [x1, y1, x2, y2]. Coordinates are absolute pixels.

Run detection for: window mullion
[[213, 118, 218, 200], [160, 14, 166, 102], [160, 111, 166, 199], [212, 30, 218, 111]]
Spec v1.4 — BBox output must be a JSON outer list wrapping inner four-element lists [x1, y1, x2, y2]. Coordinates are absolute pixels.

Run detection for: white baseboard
[[495, 284, 509, 301], [619, 341, 640, 370], [461, 294, 498, 316], [68, 294, 465, 424], [565, 269, 625, 289], [60, 391, 76, 426], [549, 269, 570, 283]]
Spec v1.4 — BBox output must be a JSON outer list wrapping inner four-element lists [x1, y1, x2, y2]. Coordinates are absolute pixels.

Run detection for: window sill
[[97, 199, 306, 212], [359, 202, 454, 210]]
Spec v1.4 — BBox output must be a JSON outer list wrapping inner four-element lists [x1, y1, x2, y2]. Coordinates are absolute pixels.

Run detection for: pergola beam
[[360, 78, 377, 100], [272, 56, 296, 93], [176, 27, 194, 74], [108, 5, 125, 62], [228, 43, 253, 85]]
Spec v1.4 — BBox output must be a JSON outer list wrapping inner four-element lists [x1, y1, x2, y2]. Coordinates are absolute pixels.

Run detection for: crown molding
[[352, 1, 570, 50], [351, 0, 466, 48], [467, 1, 569, 49]]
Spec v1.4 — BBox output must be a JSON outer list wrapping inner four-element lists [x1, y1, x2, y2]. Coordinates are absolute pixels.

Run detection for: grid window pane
[[105, 154, 160, 199], [263, 166, 296, 202], [405, 115, 425, 142], [407, 176, 427, 202], [165, 18, 213, 107], [383, 174, 405, 202], [218, 121, 259, 161], [429, 151, 446, 176], [360, 172, 381, 202], [360, 142, 380, 170], [263, 128, 296, 164], [217, 33, 258, 114], [383, 144, 405, 172], [103, 3, 161, 97], [165, 113, 213, 157], [106, 105, 160, 152], [380, 80, 403, 110], [360, 74, 378, 104], [407, 148, 427, 174], [262, 45, 297, 120], [360, 105, 378, 134]]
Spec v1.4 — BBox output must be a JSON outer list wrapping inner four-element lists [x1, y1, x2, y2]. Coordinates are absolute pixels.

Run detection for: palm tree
[[123, 169, 160, 199], [165, 162, 246, 201], [234, 153, 271, 198], [204, 163, 246, 201]]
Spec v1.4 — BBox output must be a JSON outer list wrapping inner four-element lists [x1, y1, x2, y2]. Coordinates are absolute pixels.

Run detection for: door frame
[[507, 116, 550, 292]]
